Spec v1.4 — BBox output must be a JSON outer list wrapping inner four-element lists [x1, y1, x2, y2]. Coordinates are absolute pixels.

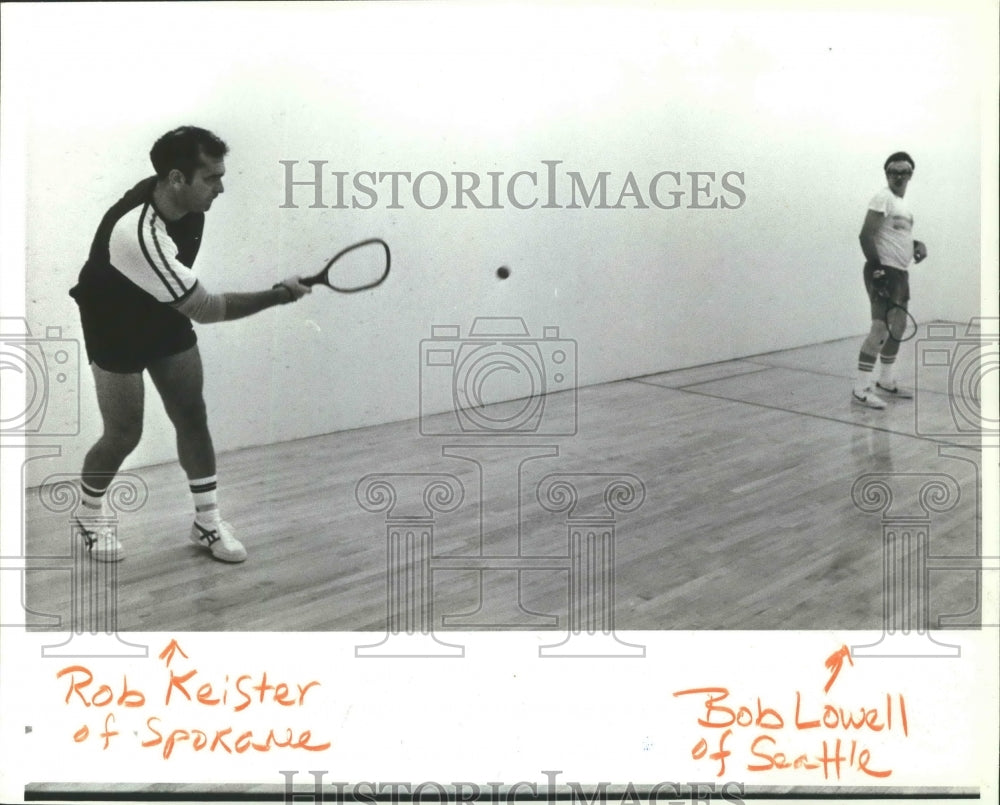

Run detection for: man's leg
[[854, 263, 891, 409], [877, 314, 903, 386], [147, 346, 246, 562], [875, 296, 914, 399], [78, 365, 145, 561], [82, 365, 145, 485], [853, 320, 889, 409], [147, 345, 215, 480]]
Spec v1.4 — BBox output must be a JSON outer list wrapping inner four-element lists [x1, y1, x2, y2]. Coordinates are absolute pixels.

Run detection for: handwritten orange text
[[165, 669, 321, 711], [672, 647, 912, 781], [673, 687, 908, 736], [141, 717, 330, 759], [55, 639, 330, 759]]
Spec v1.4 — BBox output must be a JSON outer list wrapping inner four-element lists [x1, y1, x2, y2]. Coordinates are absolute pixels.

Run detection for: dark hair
[[883, 151, 914, 171], [150, 126, 229, 181]]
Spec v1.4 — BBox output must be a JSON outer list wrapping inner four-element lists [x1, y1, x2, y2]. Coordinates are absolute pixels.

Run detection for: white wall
[[2, 1, 993, 486]]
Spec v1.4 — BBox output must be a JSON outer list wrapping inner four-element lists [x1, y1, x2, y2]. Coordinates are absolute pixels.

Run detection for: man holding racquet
[[851, 151, 927, 409], [69, 126, 311, 563]]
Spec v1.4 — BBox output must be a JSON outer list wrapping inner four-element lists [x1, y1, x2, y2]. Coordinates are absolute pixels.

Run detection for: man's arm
[[220, 287, 298, 321], [173, 277, 310, 323], [858, 209, 884, 265]]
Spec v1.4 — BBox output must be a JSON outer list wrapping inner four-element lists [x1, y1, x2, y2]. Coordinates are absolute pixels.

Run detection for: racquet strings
[[322, 240, 390, 292], [886, 305, 918, 342]]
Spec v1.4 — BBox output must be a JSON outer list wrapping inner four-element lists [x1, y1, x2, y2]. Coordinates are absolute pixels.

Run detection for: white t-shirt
[[868, 187, 913, 270]]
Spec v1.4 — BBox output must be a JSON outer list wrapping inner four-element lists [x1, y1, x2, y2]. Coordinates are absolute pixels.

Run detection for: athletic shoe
[[876, 381, 914, 399], [74, 518, 124, 562], [852, 388, 886, 410], [189, 520, 247, 563]]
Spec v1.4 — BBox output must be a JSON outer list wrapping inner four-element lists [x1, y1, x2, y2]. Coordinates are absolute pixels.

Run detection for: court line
[[737, 359, 955, 398], [633, 355, 952, 400], [628, 371, 965, 447], [636, 364, 773, 389], [631, 324, 963, 399]]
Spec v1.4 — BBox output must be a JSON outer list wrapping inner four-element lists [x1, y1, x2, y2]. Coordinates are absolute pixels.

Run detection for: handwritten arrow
[[824, 644, 854, 693], [159, 639, 189, 668]]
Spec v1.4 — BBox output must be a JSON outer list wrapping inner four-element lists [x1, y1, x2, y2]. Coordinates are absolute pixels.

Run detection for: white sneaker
[[876, 381, 914, 399], [852, 388, 886, 410], [75, 518, 124, 562], [189, 520, 247, 563]]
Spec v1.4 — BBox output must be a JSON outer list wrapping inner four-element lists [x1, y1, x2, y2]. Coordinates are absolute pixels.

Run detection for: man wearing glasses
[[852, 151, 928, 409]]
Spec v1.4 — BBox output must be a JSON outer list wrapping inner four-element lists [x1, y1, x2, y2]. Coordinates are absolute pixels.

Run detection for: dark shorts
[[73, 288, 197, 374], [863, 262, 909, 320]]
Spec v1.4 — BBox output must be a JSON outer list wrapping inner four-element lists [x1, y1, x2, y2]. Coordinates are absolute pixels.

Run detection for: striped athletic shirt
[[70, 176, 205, 337]]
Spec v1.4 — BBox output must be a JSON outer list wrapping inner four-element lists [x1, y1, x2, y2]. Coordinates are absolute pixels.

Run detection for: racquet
[[302, 238, 390, 293], [871, 266, 917, 342], [884, 302, 918, 342]]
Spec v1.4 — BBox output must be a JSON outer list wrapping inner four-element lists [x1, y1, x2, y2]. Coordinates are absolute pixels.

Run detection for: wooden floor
[[21, 326, 986, 632]]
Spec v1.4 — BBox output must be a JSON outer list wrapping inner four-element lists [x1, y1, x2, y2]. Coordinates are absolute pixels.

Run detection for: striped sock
[[190, 475, 221, 525], [80, 480, 107, 515], [856, 352, 877, 392]]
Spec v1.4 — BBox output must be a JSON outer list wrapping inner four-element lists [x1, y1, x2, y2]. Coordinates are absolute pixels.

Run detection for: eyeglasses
[[887, 169, 913, 177]]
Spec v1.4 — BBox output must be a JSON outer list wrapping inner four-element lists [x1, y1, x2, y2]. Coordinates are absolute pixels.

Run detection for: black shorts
[[72, 285, 197, 374], [863, 262, 909, 320]]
